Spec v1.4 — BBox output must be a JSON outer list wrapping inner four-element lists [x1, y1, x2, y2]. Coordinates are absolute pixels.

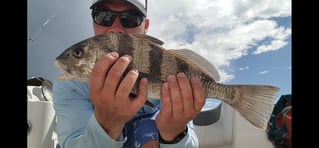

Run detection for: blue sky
[[28, 0, 291, 101], [146, 0, 291, 101]]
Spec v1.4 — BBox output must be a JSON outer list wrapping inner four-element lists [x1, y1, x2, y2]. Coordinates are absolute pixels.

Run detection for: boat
[[27, 77, 279, 148]]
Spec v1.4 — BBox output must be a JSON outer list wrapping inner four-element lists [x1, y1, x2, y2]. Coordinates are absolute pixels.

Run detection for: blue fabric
[[124, 111, 159, 148], [52, 72, 199, 148]]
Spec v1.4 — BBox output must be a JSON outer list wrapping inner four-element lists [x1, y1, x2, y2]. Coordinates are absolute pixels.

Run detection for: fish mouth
[[54, 61, 74, 80]]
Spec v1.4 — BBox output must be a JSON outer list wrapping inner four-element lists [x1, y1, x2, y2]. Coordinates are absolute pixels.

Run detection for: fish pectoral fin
[[170, 49, 220, 81]]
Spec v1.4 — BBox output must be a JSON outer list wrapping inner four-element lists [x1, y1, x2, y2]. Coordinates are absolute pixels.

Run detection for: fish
[[55, 33, 280, 130]]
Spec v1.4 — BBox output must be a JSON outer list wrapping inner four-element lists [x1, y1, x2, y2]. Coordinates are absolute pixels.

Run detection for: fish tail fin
[[229, 85, 279, 130]]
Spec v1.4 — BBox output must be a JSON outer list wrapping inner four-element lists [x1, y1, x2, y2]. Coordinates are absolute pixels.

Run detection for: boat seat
[[193, 98, 222, 126], [27, 77, 58, 148]]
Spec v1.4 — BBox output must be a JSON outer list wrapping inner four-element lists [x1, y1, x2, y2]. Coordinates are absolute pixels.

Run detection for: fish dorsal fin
[[170, 49, 220, 81], [130, 33, 164, 46]]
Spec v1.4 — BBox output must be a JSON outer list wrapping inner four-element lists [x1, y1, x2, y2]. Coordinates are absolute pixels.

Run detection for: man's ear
[[143, 18, 150, 34]]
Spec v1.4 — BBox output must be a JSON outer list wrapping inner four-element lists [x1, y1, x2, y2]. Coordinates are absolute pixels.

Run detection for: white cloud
[[253, 26, 291, 54], [147, 0, 291, 82], [238, 66, 250, 71], [231, 0, 291, 19], [253, 39, 288, 54], [259, 71, 269, 75]]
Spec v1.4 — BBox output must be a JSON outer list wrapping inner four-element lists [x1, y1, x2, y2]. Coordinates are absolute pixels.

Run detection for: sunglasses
[[91, 9, 145, 28]]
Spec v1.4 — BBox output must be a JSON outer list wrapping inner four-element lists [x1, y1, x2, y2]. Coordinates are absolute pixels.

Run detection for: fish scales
[[55, 33, 280, 130]]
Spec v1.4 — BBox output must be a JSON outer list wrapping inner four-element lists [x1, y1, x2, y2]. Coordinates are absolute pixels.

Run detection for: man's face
[[92, 1, 149, 35]]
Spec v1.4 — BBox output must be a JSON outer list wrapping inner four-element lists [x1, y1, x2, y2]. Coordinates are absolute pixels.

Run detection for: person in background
[[52, 0, 206, 147]]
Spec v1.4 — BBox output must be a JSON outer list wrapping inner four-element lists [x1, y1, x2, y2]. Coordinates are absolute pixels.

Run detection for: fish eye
[[73, 48, 83, 58]]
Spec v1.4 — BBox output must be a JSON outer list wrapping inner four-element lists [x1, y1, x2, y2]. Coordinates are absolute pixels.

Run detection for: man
[[52, 0, 206, 147]]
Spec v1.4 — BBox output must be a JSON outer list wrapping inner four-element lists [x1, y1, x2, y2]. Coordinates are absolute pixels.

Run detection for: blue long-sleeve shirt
[[52, 73, 199, 148]]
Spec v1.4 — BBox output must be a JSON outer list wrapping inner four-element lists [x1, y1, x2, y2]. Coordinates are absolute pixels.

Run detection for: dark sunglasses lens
[[92, 10, 144, 28], [93, 11, 115, 27], [119, 12, 144, 28]]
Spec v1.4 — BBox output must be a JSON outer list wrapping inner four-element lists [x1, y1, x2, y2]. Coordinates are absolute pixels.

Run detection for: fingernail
[[163, 82, 169, 90], [177, 72, 186, 78], [167, 75, 176, 82], [141, 77, 148, 85], [123, 55, 132, 62], [110, 52, 119, 58], [132, 68, 139, 74]]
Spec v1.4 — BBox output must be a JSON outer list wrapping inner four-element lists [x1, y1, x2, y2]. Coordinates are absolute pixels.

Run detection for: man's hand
[[89, 52, 148, 140], [156, 73, 206, 142]]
